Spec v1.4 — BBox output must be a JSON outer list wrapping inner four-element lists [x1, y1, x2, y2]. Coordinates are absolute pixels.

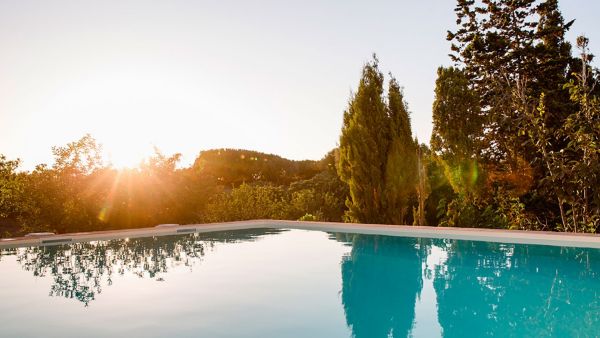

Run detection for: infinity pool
[[0, 227, 598, 337]]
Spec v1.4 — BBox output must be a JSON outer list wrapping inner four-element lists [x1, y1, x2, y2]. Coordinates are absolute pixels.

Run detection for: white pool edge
[[1, 220, 599, 249]]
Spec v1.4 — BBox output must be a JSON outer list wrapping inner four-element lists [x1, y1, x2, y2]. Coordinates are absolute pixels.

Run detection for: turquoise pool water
[[0, 228, 598, 337]]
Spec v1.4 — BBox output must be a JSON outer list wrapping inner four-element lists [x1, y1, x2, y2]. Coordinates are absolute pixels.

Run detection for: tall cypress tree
[[338, 57, 389, 223], [338, 58, 417, 224], [384, 77, 417, 224]]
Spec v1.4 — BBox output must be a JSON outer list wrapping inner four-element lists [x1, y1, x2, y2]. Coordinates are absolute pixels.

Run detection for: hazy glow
[[0, 0, 598, 170], [97, 170, 122, 222]]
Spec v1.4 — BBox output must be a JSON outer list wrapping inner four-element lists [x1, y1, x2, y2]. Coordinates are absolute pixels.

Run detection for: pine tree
[[447, 0, 574, 169]]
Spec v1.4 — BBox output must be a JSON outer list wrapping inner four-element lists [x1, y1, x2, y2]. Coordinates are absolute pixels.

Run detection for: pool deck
[[1, 220, 600, 249]]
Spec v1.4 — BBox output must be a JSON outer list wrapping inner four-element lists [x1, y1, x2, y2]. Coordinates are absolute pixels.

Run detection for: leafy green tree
[[560, 36, 600, 231], [288, 169, 348, 222], [430, 66, 493, 228], [0, 156, 23, 219], [444, 0, 587, 231], [52, 133, 104, 175], [0, 155, 28, 236], [526, 36, 600, 232], [431, 66, 483, 199]]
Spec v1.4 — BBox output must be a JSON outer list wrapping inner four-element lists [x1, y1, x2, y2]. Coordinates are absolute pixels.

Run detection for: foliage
[[52, 133, 104, 174], [384, 78, 418, 224], [0, 136, 348, 238], [413, 143, 431, 226], [203, 159, 348, 223], [435, 0, 600, 232], [338, 56, 417, 224], [202, 183, 289, 222], [431, 66, 484, 200], [0, 156, 28, 236]]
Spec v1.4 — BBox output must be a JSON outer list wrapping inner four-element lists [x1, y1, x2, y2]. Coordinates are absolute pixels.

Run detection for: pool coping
[[1, 220, 599, 249]]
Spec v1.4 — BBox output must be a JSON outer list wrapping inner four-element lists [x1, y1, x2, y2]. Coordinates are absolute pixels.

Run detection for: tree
[[448, 0, 574, 169], [52, 134, 104, 175], [384, 78, 417, 224], [431, 66, 483, 199], [414, 143, 431, 226], [338, 57, 418, 224], [0, 155, 27, 236], [444, 0, 585, 230], [337, 57, 390, 224], [560, 36, 600, 231]]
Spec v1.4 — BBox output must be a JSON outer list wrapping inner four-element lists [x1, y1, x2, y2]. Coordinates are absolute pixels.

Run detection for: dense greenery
[[1, 0, 598, 236], [435, 0, 599, 232], [0, 139, 347, 237]]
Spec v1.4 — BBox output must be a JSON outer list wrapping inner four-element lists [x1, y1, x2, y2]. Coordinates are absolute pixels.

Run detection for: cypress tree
[[384, 77, 417, 224], [338, 57, 389, 223], [338, 57, 417, 224]]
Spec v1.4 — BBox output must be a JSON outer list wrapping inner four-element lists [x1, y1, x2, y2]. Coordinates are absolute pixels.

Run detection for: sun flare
[[103, 140, 154, 169]]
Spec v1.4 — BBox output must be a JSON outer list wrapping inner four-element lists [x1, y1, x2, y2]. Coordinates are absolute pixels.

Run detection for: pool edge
[[1, 220, 599, 249]]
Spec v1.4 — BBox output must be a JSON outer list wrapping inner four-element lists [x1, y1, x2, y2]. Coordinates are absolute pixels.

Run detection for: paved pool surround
[[1, 220, 600, 249]]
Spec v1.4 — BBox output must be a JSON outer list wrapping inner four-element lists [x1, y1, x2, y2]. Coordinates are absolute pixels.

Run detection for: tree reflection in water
[[1, 229, 599, 336], [335, 233, 426, 338], [0, 228, 283, 306], [335, 232, 600, 338], [432, 240, 600, 337]]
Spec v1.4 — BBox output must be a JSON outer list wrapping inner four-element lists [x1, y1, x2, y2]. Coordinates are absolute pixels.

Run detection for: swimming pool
[[0, 222, 598, 337]]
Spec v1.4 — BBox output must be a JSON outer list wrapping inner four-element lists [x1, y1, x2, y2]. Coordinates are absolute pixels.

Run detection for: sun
[[103, 140, 152, 169]]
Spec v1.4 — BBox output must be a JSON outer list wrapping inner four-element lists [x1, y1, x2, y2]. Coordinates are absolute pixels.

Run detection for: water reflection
[[0, 228, 283, 306], [432, 240, 600, 337], [336, 234, 600, 337], [337, 234, 426, 338], [1, 229, 599, 337]]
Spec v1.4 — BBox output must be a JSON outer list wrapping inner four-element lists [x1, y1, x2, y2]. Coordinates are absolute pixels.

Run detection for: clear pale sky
[[1, 0, 598, 170]]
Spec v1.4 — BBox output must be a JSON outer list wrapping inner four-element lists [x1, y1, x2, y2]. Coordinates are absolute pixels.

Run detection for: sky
[[1, 0, 599, 170]]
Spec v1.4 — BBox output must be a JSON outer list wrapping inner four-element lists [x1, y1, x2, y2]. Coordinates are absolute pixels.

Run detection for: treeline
[[0, 138, 347, 237], [1, 0, 599, 236]]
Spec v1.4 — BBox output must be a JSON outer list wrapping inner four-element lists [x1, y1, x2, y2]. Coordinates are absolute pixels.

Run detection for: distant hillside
[[192, 149, 330, 186]]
